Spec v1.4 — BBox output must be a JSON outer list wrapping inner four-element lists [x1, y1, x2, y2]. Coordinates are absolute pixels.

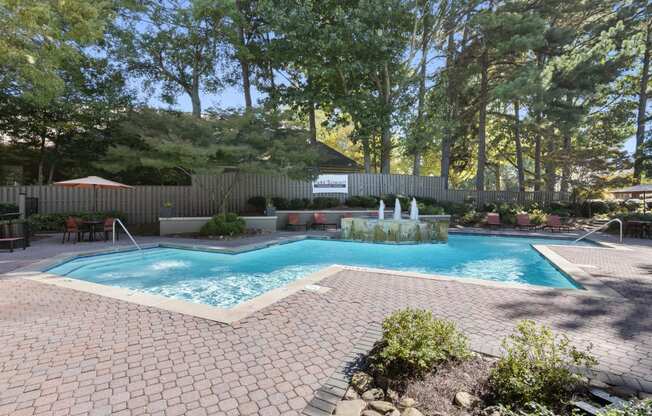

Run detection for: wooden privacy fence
[[0, 173, 569, 224]]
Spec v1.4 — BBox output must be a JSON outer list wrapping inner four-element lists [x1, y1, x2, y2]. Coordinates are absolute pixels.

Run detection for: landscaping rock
[[362, 388, 385, 401], [454, 392, 479, 409], [386, 388, 400, 402], [336, 399, 367, 416], [638, 391, 652, 400], [610, 386, 637, 398], [589, 379, 610, 389], [482, 405, 502, 416], [387, 410, 401, 416], [369, 401, 397, 413], [361, 411, 384, 416], [345, 387, 360, 400], [401, 408, 424, 416], [352, 372, 374, 393], [398, 397, 416, 409]]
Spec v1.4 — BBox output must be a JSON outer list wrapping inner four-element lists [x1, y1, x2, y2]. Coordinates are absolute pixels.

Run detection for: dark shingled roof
[[314, 142, 362, 173], [612, 184, 652, 193]]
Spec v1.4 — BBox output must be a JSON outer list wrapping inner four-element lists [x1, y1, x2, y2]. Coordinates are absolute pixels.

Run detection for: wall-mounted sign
[[312, 174, 348, 194]]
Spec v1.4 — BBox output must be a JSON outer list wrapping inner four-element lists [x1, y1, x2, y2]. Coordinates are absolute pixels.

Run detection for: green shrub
[[200, 213, 246, 236], [529, 209, 547, 225], [0, 203, 19, 216], [381, 194, 410, 208], [599, 399, 652, 416], [247, 196, 267, 212], [489, 320, 597, 408], [288, 198, 309, 210], [310, 197, 340, 209], [271, 197, 290, 210], [496, 402, 557, 416], [346, 195, 378, 208], [418, 203, 445, 215], [370, 308, 471, 378], [28, 211, 127, 232]]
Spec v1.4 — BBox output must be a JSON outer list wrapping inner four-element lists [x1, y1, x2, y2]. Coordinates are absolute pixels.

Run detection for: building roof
[[315, 142, 362, 173], [612, 184, 652, 193]]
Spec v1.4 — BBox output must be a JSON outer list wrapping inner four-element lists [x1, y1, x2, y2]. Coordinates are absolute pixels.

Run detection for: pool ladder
[[573, 218, 622, 244], [112, 218, 142, 251]]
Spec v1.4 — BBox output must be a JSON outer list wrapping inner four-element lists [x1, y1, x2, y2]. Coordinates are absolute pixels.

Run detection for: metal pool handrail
[[112, 218, 141, 250], [573, 218, 622, 244]]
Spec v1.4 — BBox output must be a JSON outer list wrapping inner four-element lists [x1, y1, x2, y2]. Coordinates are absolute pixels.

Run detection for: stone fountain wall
[[340, 216, 450, 243]]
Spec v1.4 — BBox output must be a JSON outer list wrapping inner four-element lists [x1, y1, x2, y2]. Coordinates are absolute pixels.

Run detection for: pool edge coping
[[6, 234, 625, 324]]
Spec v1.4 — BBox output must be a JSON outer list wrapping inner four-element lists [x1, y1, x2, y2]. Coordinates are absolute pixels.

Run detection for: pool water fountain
[[341, 198, 450, 243]]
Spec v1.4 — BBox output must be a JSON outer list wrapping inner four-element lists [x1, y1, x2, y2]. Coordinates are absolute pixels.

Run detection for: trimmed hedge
[[200, 213, 246, 236]]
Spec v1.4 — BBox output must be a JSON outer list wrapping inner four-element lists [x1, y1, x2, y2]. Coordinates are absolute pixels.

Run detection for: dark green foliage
[[271, 197, 289, 210], [489, 320, 597, 409], [288, 198, 309, 210], [381, 194, 411, 208], [599, 399, 652, 416], [346, 196, 378, 208], [27, 211, 127, 232], [369, 308, 471, 378], [200, 213, 246, 237], [310, 197, 340, 210], [418, 204, 445, 215], [0, 203, 19, 216], [247, 196, 267, 212]]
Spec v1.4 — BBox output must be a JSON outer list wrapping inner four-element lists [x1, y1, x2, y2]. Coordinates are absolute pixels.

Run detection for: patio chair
[[625, 220, 645, 238], [62, 217, 84, 243], [515, 213, 535, 230], [312, 212, 338, 230], [103, 217, 118, 241], [485, 213, 503, 229], [544, 215, 572, 233], [0, 221, 26, 252], [286, 213, 308, 231]]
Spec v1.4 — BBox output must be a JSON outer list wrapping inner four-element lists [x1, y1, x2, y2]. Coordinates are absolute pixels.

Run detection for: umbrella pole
[[94, 186, 98, 213]]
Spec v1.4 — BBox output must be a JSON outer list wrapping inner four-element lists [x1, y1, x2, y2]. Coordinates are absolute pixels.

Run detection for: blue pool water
[[47, 235, 583, 308]]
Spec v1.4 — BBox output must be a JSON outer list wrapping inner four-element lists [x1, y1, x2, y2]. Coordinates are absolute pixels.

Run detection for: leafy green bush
[[528, 209, 547, 225], [496, 402, 557, 416], [489, 320, 597, 408], [381, 194, 410, 208], [0, 203, 19, 216], [288, 198, 310, 210], [370, 308, 471, 378], [419, 203, 445, 215], [200, 213, 246, 236], [247, 196, 267, 212], [310, 197, 340, 209], [271, 197, 290, 210], [599, 399, 652, 416], [346, 195, 378, 208], [28, 211, 127, 232]]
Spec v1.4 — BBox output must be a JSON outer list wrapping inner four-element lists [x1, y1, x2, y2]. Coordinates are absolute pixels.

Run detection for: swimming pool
[[46, 235, 584, 308]]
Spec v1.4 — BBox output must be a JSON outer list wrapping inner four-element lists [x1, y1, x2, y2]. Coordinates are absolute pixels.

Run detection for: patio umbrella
[[54, 176, 134, 212]]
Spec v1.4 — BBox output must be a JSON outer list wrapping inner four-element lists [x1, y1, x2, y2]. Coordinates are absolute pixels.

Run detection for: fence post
[[18, 193, 26, 220]]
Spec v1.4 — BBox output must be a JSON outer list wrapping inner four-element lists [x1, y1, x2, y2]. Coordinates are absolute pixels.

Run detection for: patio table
[[82, 220, 104, 242]]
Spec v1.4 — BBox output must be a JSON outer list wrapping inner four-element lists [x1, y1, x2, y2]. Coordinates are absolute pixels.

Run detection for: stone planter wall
[[341, 216, 450, 243], [159, 216, 277, 236]]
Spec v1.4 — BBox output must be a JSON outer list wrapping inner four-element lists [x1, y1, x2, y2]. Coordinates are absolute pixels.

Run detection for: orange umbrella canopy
[[54, 176, 134, 189]]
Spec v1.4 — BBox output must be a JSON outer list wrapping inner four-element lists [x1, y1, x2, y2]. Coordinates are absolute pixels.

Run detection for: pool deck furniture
[[62, 217, 83, 243], [515, 213, 536, 230], [545, 214, 573, 232], [625, 220, 651, 239], [82, 220, 104, 242], [0, 221, 28, 253], [286, 212, 308, 231], [311, 212, 338, 230], [485, 213, 503, 229]]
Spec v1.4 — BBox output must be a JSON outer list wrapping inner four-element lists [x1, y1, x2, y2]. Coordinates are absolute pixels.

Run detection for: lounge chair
[[0, 222, 26, 252], [62, 217, 83, 243], [544, 215, 572, 232], [286, 213, 308, 231], [515, 213, 535, 230], [312, 212, 338, 230], [485, 213, 502, 229]]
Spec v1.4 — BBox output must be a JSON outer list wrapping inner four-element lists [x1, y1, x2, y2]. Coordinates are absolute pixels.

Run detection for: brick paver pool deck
[[1, 232, 651, 415]]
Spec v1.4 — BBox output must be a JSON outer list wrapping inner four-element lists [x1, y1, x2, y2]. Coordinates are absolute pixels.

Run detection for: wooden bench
[[0, 237, 26, 252]]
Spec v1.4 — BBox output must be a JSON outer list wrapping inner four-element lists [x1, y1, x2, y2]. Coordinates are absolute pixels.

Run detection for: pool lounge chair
[[312, 212, 338, 230], [515, 213, 536, 230], [485, 213, 503, 229], [0, 222, 26, 252], [286, 213, 308, 231], [544, 215, 572, 232]]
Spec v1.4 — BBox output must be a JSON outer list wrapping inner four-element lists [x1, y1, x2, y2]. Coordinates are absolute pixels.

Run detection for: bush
[[370, 308, 471, 378], [0, 203, 19, 216], [622, 199, 643, 212], [271, 197, 290, 210], [528, 209, 547, 226], [288, 198, 309, 210], [599, 399, 652, 416], [418, 203, 445, 215], [381, 194, 410, 208], [247, 196, 267, 212], [489, 320, 597, 408], [346, 195, 378, 208], [496, 402, 557, 416], [28, 211, 127, 232], [200, 213, 246, 236], [310, 197, 340, 209]]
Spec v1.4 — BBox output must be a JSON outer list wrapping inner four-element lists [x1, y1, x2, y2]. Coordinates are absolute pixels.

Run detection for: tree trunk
[[380, 65, 392, 174], [533, 53, 544, 192], [560, 134, 571, 194], [476, 47, 489, 191], [545, 137, 556, 192], [308, 103, 317, 145], [514, 101, 525, 192], [634, 17, 651, 183], [494, 164, 501, 191], [412, 3, 430, 177], [190, 83, 201, 118], [440, 19, 456, 190], [37, 136, 46, 185], [380, 125, 391, 174], [362, 138, 372, 173], [241, 58, 252, 110]]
